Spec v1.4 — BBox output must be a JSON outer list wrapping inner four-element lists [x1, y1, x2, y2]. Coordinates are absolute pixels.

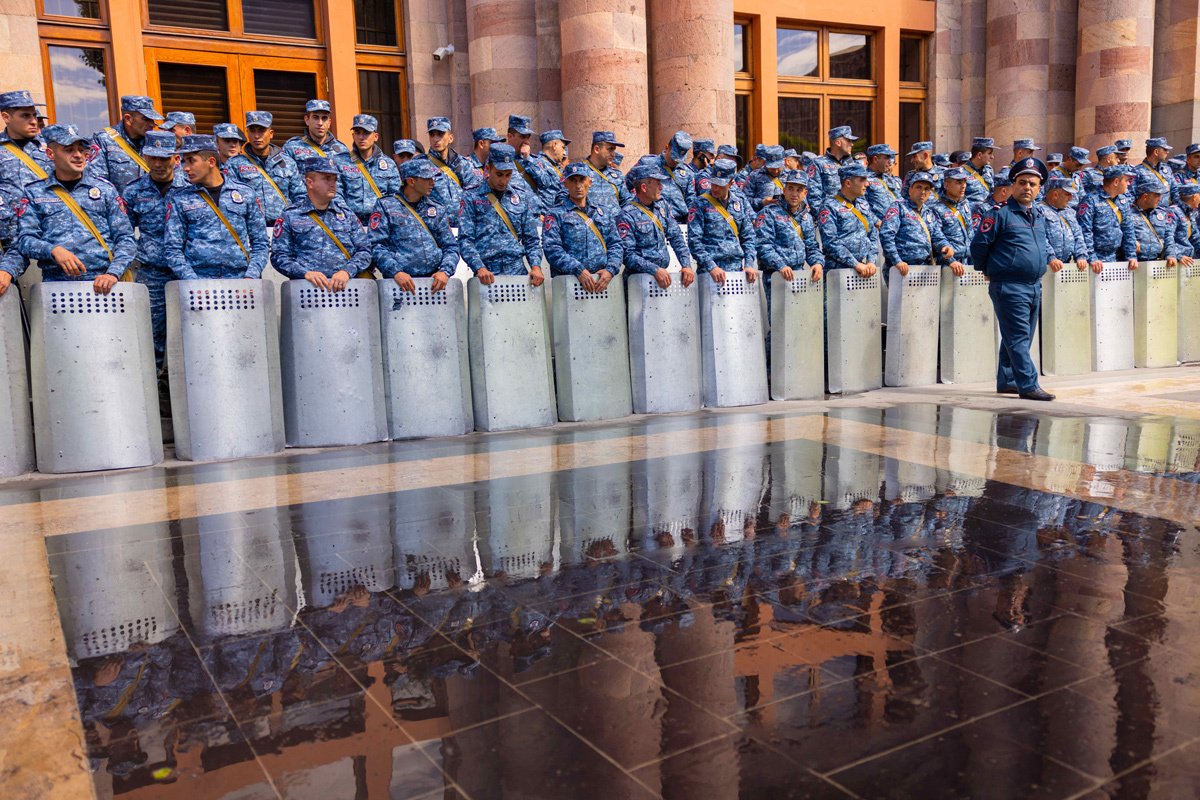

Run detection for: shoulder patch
[[368, 212, 382, 231], [979, 216, 995, 233], [687, 209, 696, 223], [273, 219, 284, 238], [818, 208, 831, 224], [229, 189, 244, 204], [543, 215, 555, 232], [88, 186, 102, 200], [884, 205, 899, 221], [616, 219, 631, 238], [14, 197, 27, 217]]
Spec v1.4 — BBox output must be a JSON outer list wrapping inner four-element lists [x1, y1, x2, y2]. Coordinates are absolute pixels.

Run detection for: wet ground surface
[[28, 404, 1200, 798]]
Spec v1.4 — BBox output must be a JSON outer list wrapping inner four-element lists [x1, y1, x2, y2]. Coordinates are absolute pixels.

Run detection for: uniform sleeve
[[617, 212, 659, 275], [284, 156, 306, 203], [86, 134, 111, 185], [688, 204, 715, 272], [0, 245, 26, 279], [801, 213, 823, 267], [345, 214, 372, 275], [878, 204, 903, 265], [805, 164, 824, 213], [106, 192, 137, 278], [15, 194, 56, 262], [244, 197, 269, 279], [163, 195, 198, 281], [520, 205, 542, 268], [367, 201, 400, 278], [755, 211, 784, 270], [1120, 209, 1138, 260], [1164, 214, 1183, 258], [541, 212, 583, 276], [271, 214, 305, 278], [1076, 200, 1098, 261], [456, 198, 486, 274], [927, 209, 951, 258], [600, 215, 623, 276], [969, 208, 1000, 274], [738, 206, 757, 268], [1069, 217, 1088, 262], [433, 211, 460, 276], [616, 177, 632, 208], [818, 207, 853, 269]]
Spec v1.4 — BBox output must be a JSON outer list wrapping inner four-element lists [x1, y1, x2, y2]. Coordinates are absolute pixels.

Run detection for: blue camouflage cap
[[1067, 146, 1091, 164], [393, 138, 418, 155], [783, 148, 799, 159], [993, 167, 1012, 188], [1135, 173, 1169, 196], [592, 130, 624, 147], [943, 166, 970, 181], [954, 151, 971, 163], [163, 111, 195, 130], [1011, 157, 1048, 181], [764, 144, 785, 169], [906, 141, 933, 156], [298, 156, 338, 175], [635, 154, 657, 167], [1177, 183, 1200, 197], [1187, 143, 1200, 156], [1102, 164, 1135, 180], [1115, 139, 1133, 150], [627, 163, 670, 183], [142, 130, 177, 158], [42, 124, 90, 146], [829, 125, 859, 141], [472, 126, 504, 143], [213, 123, 245, 141], [932, 153, 951, 167], [562, 161, 591, 179], [351, 114, 378, 132], [1046, 153, 1063, 163], [781, 169, 808, 186], [508, 114, 534, 135], [612, 150, 625, 166], [1146, 137, 1173, 151], [668, 130, 693, 159], [908, 170, 937, 186], [1095, 145, 1117, 157], [400, 157, 440, 180], [1046, 176, 1077, 195], [176, 134, 218, 155], [971, 137, 995, 149], [866, 143, 897, 157], [488, 142, 516, 169], [838, 163, 869, 180], [754, 143, 768, 160], [0, 89, 43, 110], [245, 111, 273, 129], [710, 158, 739, 186], [539, 129, 570, 145], [1012, 138, 1040, 151], [305, 99, 331, 113], [427, 116, 452, 132], [693, 138, 715, 155], [121, 95, 163, 121], [717, 143, 742, 162]]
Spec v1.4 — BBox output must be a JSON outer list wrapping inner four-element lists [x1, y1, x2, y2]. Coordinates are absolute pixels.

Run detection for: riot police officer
[[368, 157, 459, 293], [458, 144, 543, 285], [272, 157, 371, 289]]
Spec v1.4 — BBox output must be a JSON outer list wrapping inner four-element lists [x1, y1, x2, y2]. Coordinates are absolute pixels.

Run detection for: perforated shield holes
[[957, 270, 987, 287], [187, 286, 257, 311], [48, 291, 127, 314], [1151, 262, 1174, 280], [77, 617, 158, 659], [299, 286, 361, 309], [486, 282, 528, 303], [846, 273, 877, 291], [645, 282, 690, 298], [572, 283, 610, 300], [392, 285, 449, 307], [906, 270, 940, 287], [1058, 268, 1088, 283], [1099, 264, 1132, 283]]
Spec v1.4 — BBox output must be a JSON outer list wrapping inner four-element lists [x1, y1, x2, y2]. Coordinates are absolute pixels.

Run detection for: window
[[778, 96, 819, 156], [41, 0, 100, 19], [829, 99, 871, 153], [775, 27, 877, 145], [828, 32, 871, 80], [900, 36, 923, 84], [777, 28, 818, 78], [243, 0, 315, 39], [358, 70, 405, 145], [733, 23, 748, 74], [735, 93, 751, 159], [899, 102, 924, 158], [254, 70, 317, 142], [158, 63, 229, 133], [356, 0, 398, 47], [46, 45, 109, 131], [147, 0, 316, 39], [148, 0, 227, 31]]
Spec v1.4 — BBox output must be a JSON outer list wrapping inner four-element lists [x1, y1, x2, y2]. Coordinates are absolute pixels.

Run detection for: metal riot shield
[[551, 275, 634, 422], [698, 271, 768, 407], [826, 269, 883, 394], [626, 273, 701, 414], [1090, 262, 1135, 371], [770, 269, 825, 400], [0, 289, 33, 477], [1040, 265, 1093, 376], [885, 265, 941, 387], [1179, 262, 1200, 363], [1133, 260, 1178, 368], [939, 267, 996, 384]]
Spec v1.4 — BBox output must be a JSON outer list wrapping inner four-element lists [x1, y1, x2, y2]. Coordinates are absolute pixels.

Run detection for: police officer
[[1051, 146, 1089, 209], [13, 124, 135, 295], [225, 111, 301, 225], [368, 157, 459, 294], [461, 127, 505, 191], [272, 157, 370, 290], [281, 100, 349, 160], [1040, 176, 1090, 272], [1081, 145, 1118, 195], [213, 123, 245, 166], [903, 141, 943, 191], [1134, 138, 1174, 208], [580, 131, 629, 214], [1076, 164, 1137, 272], [1010, 138, 1040, 165], [970, 157, 1062, 400], [754, 169, 824, 304], [1129, 174, 1181, 265], [425, 116, 467, 213], [522, 129, 569, 212], [809, 125, 859, 213], [690, 139, 716, 176], [1045, 153, 1063, 172], [1171, 143, 1200, 203], [391, 138, 418, 170], [505, 114, 537, 199], [864, 144, 901, 223], [783, 148, 801, 171], [164, 134, 269, 280], [962, 137, 996, 205], [654, 130, 695, 224], [542, 162, 623, 293], [879, 171, 953, 278], [689, 157, 757, 285], [1172, 183, 1200, 259], [747, 144, 786, 212], [122, 130, 189, 369], [616, 163, 693, 288], [817, 163, 879, 276], [332, 114, 399, 224], [935, 166, 973, 276], [90, 95, 164, 191], [1114, 139, 1133, 165], [974, 168, 1012, 228], [458, 143, 543, 285], [0, 89, 51, 247], [161, 111, 195, 145]]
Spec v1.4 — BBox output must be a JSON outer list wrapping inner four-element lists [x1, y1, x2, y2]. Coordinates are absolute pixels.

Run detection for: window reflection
[[42, 0, 100, 19], [47, 46, 109, 132], [779, 96, 819, 156], [829, 99, 871, 152], [829, 32, 871, 80], [734, 23, 748, 73], [900, 36, 923, 83], [735, 93, 750, 159], [777, 28, 818, 78]]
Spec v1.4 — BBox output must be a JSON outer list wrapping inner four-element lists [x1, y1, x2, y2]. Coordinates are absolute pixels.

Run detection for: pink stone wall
[[465, 0, 540, 129], [405, 0, 474, 142], [1074, 0, 1155, 152], [1152, 0, 1200, 146], [984, 0, 1053, 164], [931, 0, 987, 150]]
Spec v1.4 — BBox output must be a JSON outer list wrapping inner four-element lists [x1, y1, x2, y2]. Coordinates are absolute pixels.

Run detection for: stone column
[[930, 0, 987, 149], [1074, 0, 1155, 153], [647, 0, 735, 152], [465, 0, 540, 128], [1151, 0, 1200, 146], [535, 0, 563, 132], [1044, 0, 1078, 154], [984, 0, 1052, 164], [0, 2, 44, 109], [559, 0, 650, 158]]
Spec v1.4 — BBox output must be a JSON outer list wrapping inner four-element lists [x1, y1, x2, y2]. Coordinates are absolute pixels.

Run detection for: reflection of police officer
[[970, 157, 1061, 401]]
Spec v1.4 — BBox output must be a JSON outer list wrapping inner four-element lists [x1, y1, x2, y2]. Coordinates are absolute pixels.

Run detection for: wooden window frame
[[37, 0, 107, 26], [354, 0, 406, 56], [776, 25, 876, 89], [40, 39, 117, 126], [140, 0, 325, 46], [356, 65, 410, 140]]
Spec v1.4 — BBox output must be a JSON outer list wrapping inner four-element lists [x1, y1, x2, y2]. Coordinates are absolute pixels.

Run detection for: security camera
[[433, 44, 455, 61]]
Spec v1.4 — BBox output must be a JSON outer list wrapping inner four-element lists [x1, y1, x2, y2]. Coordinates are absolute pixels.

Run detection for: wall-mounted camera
[[433, 44, 455, 61]]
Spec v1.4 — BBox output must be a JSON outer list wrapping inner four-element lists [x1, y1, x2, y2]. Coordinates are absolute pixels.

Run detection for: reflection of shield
[[557, 431, 632, 566], [392, 487, 475, 591], [294, 498, 393, 608]]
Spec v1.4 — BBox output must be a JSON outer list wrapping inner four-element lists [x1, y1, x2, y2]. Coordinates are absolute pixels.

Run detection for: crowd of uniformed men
[[1, 89, 1196, 400]]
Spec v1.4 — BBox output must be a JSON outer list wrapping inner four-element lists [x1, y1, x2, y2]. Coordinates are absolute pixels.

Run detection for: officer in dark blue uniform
[[970, 157, 1063, 400]]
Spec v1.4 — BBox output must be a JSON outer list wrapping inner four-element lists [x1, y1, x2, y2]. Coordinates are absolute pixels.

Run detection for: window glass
[[829, 32, 871, 80], [899, 101, 924, 160], [42, 0, 100, 19], [253, 70, 317, 143], [356, 0, 398, 47], [778, 96, 819, 156], [358, 70, 405, 146], [47, 46, 109, 131], [900, 36, 923, 83], [158, 62, 229, 134], [777, 29, 818, 78], [147, 0, 227, 30], [829, 98, 871, 153], [733, 23, 747, 73], [735, 93, 750, 160], [243, 0, 315, 39]]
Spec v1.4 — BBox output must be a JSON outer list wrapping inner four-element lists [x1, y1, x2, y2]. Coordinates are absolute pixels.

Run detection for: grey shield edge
[[1133, 260, 1178, 369], [0, 288, 34, 477], [885, 264, 940, 387], [379, 277, 473, 439], [826, 268, 882, 394], [770, 269, 824, 401], [467, 275, 557, 432], [699, 271, 768, 407], [1090, 262, 1134, 371], [939, 266, 996, 384], [1040, 265, 1092, 376], [280, 278, 387, 447], [29, 282, 163, 473], [1180, 262, 1200, 363], [626, 273, 701, 414], [551, 275, 633, 422], [167, 279, 285, 461]]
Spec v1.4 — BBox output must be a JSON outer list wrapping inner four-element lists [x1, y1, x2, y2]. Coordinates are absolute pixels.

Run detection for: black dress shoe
[[997, 385, 1019, 395], [1019, 388, 1055, 401]]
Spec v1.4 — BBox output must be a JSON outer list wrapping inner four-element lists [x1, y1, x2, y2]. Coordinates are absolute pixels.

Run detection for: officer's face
[[841, 175, 868, 200], [565, 174, 590, 204], [908, 181, 933, 205], [475, 140, 493, 159], [994, 186, 1012, 204], [306, 171, 338, 202], [1013, 148, 1034, 161], [1116, 150, 1129, 164], [507, 131, 531, 151], [1185, 195, 1200, 210], [146, 155, 175, 183], [352, 128, 378, 153], [1187, 153, 1200, 171], [1046, 188, 1069, 210], [1109, 175, 1131, 195], [1097, 153, 1117, 168], [49, 142, 90, 178], [784, 156, 800, 170], [974, 148, 994, 166], [1149, 146, 1167, 162], [246, 125, 274, 153], [181, 152, 218, 184], [306, 111, 332, 140], [710, 181, 731, 201], [593, 142, 617, 167], [867, 155, 892, 174], [693, 152, 712, 170], [216, 137, 242, 162], [1137, 192, 1162, 210], [542, 139, 566, 162], [782, 183, 806, 207], [831, 136, 852, 156], [636, 177, 663, 202], [910, 151, 931, 170], [428, 129, 452, 153], [172, 125, 193, 145], [123, 111, 156, 138], [486, 166, 513, 192], [943, 177, 966, 201], [406, 175, 435, 199], [1011, 174, 1040, 204], [392, 152, 414, 169], [1, 107, 39, 139]]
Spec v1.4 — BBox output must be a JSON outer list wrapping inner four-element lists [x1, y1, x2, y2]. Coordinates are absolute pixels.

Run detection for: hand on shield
[[431, 271, 449, 292], [306, 271, 332, 290], [779, 266, 795, 282], [393, 271, 416, 294], [680, 267, 696, 287], [654, 268, 672, 289], [93, 273, 118, 294], [709, 266, 726, 284], [529, 265, 545, 287]]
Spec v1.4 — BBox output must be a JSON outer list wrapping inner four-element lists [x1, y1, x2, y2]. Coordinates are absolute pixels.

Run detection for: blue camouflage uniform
[[1172, 185, 1200, 257], [457, 144, 542, 275], [579, 131, 630, 215], [816, 163, 880, 270], [332, 114, 400, 222], [523, 130, 569, 212], [808, 125, 860, 213], [879, 172, 950, 268], [1076, 165, 1137, 262], [616, 165, 692, 275], [902, 141, 944, 193], [687, 158, 756, 273], [163, 135, 270, 279], [1079, 145, 1117, 196], [961, 138, 996, 206], [368, 157, 459, 278], [864, 144, 903, 222], [460, 127, 504, 193], [1129, 175, 1180, 261], [1040, 177, 1088, 263], [754, 170, 822, 275], [1133, 138, 1175, 209], [694, 144, 750, 208], [1171, 143, 1200, 204], [1048, 147, 1090, 210], [280, 100, 349, 161], [15, 125, 136, 281], [0, 90, 52, 244], [88, 95, 164, 191], [746, 145, 786, 212], [656, 131, 695, 223], [933, 168, 974, 266], [223, 112, 301, 223], [122, 131, 188, 368], [424, 117, 467, 215], [542, 162, 623, 277], [272, 158, 371, 278]]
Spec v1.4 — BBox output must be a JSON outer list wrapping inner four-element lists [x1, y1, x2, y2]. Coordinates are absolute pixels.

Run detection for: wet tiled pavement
[[7, 390, 1200, 798]]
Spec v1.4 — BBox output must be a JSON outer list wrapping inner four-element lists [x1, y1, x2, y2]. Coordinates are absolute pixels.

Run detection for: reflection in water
[[46, 406, 1200, 797]]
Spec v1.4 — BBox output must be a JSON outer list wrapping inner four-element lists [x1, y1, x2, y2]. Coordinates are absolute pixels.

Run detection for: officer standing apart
[[617, 163, 693, 288], [542, 161, 623, 293], [164, 135, 269, 280], [90, 95, 163, 191], [13, 125, 136, 295], [458, 144, 544, 286], [368, 157, 459, 293], [272, 157, 371, 290], [817, 163, 879, 276], [282, 100, 349, 161], [970, 157, 1062, 401], [688, 158, 757, 285]]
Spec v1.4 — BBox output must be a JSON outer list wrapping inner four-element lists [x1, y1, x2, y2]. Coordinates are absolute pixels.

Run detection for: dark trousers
[[988, 279, 1041, 392]]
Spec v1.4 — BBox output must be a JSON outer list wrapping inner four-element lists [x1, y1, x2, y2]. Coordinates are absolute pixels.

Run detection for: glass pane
[[900, 36, 923, 83], [356, 0, 398, 47], [42, 0, 100, 19], [777, 29, 818, 78], [829, 99, 871, 153], [148, 0, 226, 30], [899, 102, 923, 160], [778, 96, 819, 156], [735, 93, 749, 160], [244, 0, 315, 38], [47, 46, 109, 132], [158, 63, 228, 135], [733, 23, 746, 73], [358, 70, 405, 146], [253, 70, 317, 143], [829, 32, 871, 80]]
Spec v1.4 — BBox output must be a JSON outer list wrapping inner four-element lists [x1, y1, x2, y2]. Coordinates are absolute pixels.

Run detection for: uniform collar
[[47, 169, 103, 190], [295, 196, 342, 214]]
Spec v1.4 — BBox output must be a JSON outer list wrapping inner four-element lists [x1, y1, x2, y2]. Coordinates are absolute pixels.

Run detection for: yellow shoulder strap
[[573, 209, 607, 252], [105, 127, 149, 172], [1104, 197, 1123, 224], [837, 195, 870, 233], [304, 137, 327, 158], [430, 153, 463, 187], [197, 190, 248, 259], [585, 161, 620, 200], [353, 154, 383, 198], [485, 192, 520, 240], [3, 142, 48, 180], [307, 211, 350, 258], [50, 186, 111, 260], [396, 195, 434, 239], [632, 202, 665, 234], [701, 192, 738, 237], [251, 161, 286, 201]]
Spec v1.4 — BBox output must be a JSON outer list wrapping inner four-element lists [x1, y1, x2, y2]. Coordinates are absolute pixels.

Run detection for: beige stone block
[[490, 34, 539, 71], [612, 10, 648, 51], [1079, 18, 1141, 53], [561, 11, 615, 54]]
